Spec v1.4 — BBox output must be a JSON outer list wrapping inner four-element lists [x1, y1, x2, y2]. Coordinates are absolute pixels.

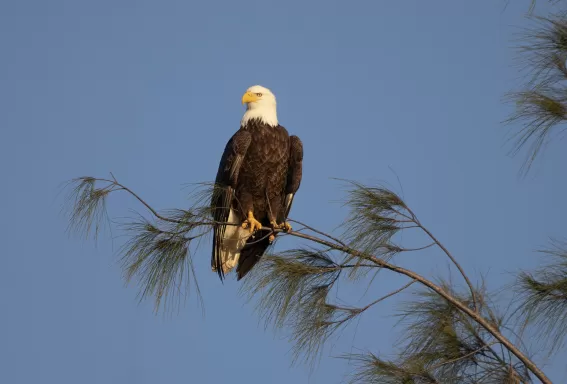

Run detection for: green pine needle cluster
[[515, 240, 567, 355], [341, 181, 408, 253], [340, 181, 413, 280], [241, 248, 375, 367], [346, 351, 529, 384], [506, 12, 567, 174], [346, 282, 531, 383], [119, 215, 200, 313], [64, 176, 112, 240], [347, 352, 438, 384], [63, 176, 216, 313]]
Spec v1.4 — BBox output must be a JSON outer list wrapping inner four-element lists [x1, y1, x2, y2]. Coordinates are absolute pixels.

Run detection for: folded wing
[[284, 135, 303, 219], [211, 129, 252, 281]]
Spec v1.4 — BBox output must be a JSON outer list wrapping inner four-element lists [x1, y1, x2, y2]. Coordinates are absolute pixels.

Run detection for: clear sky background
[[2, 0, 567, 383]]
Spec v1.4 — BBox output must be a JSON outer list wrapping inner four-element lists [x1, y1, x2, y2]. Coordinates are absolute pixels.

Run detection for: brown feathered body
[[211, 117, 303, 281]]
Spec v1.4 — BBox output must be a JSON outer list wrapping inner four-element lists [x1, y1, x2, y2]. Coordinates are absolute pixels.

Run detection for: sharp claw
[[269, 221, 292, 232], [243, 211, 262, 234], [249, 220, 261, 234]]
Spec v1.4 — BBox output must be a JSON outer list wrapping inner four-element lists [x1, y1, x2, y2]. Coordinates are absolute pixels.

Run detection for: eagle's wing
[[284, 135, 303, 219], [211, 129, 252, 281]]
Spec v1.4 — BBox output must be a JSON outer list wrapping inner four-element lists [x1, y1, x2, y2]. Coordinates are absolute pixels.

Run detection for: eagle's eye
[[256, 93, 263, 97]]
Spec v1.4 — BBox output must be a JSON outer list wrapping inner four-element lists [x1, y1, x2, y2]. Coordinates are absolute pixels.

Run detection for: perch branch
[[73, 176, 549, 384]]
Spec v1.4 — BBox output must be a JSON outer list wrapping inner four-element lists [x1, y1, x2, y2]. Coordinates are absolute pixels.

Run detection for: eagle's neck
[[241, 105, 278, 127]]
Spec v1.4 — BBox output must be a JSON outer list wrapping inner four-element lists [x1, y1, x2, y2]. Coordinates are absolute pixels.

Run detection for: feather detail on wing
[[211, 130, 252, 281], [211, 184, 234, 280], [284, 135, 303, 220], [284, 193, 294, 219]]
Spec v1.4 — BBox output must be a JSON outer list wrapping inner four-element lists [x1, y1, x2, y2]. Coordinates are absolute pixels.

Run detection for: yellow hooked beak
[[242, 91, 260, 105]]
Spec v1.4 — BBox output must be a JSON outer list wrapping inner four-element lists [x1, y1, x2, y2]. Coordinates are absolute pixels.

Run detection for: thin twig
[[400, 243, 436, 252], [419, 223, 478, 311], [405, 206, 478, 312], [430, 342, 497, 370], [98, 178, 183, 224], [468, 324, 518, 377], [288, 219, 348, 247], [359, 279, 417, 311]]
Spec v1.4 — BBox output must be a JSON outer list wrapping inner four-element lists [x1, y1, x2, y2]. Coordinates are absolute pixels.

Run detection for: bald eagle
[[211, 85, 303, 281]]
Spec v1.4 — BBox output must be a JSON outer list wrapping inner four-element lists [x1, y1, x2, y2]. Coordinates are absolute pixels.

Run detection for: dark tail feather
[[236, 229, 272, 280]]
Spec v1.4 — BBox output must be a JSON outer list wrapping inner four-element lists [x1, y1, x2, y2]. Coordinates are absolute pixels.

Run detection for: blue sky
[[2, 0, 567, 382]]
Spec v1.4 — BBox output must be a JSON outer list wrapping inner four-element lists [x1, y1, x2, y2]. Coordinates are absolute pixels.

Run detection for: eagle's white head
[[241, 85, 278, 127]]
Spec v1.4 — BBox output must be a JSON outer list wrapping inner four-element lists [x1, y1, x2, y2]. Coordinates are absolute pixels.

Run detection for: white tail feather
[[219, 209, 249, 273]]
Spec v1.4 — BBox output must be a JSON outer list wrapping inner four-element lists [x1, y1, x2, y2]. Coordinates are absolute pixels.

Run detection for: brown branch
[[324, 280, 418, 329], [97, 177, 184, 224], [419, 223, 478, 311], [359, 279, 417, 312], [400, 243, 436, 252], [288, 219, 348, 247], [429, 342, 497, 370], [467, 321, 524, 379], [404, 206, 478, 312]]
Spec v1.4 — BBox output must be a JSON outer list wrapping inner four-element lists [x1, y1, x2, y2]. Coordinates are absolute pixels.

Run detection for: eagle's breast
[[236, 119, 290, 209]]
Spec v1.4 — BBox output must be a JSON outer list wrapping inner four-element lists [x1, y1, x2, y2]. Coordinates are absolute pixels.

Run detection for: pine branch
[[340, 180, 478, 312], [406, 206, 478, 313], [63, 175, 216, 312], [118, 214, 205, 313], [360, 279, 417, 311], [284, 230, 549, 382], [62, 176, 552, 383], [63, 176, 113, 240], [392, 280, 532, 383]]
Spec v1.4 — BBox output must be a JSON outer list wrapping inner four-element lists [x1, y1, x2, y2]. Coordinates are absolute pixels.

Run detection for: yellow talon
[[268, 234, 275, 243], [242, 211, 262, 234], [269, 220, 292, 232]]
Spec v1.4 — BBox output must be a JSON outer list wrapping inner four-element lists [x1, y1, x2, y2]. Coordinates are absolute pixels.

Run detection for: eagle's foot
[[241, 211, 262, 234], [268, 221, 280, 243], [281, 221, 292, 232], [270, 220, 292, 232]]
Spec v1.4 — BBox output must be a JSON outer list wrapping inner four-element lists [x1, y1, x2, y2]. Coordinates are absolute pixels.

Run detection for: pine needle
[[515, 239, 567, 355], [505, 12, 567, 175], [241, 248, 362, 367]]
